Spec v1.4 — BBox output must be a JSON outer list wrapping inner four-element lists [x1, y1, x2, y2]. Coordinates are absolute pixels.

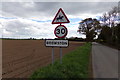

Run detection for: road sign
[[49, 8, 70, 64], [52, 8, 70, 24], [45, 40, 69, 47], [54, 25, 68, 38]]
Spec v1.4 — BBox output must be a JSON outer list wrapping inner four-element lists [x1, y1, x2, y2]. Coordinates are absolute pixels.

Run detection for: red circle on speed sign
[[54, 25, 68, 38]]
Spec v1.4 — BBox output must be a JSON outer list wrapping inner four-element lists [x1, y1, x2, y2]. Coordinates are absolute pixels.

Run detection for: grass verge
[[30, 42, 92, 79]]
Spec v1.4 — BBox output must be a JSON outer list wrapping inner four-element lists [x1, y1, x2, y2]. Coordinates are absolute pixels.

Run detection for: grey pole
[[52, 47, 54, 65], [60, 47, 62, 64]]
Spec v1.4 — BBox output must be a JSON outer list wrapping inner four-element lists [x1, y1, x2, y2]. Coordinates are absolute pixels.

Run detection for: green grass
[[30, 42, 92, 79]]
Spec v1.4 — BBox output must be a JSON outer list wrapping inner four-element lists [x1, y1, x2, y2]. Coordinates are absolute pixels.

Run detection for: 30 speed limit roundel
[[54, 25, 68, 38]]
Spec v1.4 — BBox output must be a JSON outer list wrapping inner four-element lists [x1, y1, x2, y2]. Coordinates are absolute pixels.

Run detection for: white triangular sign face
[[52, 8, 70, 24]]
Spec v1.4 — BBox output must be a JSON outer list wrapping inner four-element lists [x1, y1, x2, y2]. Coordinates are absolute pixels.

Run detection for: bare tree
[[100, 1, 120, 27]]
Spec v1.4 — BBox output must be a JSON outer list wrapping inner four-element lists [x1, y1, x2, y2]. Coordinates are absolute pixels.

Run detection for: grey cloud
[[1, 2, 118, 18], [1, 1, 119, 39], [58, 2, 118, 15], [2, 2, 36, 17], [2, 19, 55, 39], [3, 19, 34, 36]]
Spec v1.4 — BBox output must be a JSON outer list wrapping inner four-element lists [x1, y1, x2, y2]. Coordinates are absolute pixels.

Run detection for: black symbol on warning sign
[[57, 15, 64, 21]]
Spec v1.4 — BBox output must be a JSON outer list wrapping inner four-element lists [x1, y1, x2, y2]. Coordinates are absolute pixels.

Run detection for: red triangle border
[[52, 8, 70, 24]]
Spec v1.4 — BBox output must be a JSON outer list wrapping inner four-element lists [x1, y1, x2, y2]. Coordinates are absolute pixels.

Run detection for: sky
[[0, 0, 119, 39]]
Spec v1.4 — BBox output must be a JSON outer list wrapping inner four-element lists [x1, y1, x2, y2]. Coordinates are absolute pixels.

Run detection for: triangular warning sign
[[52, 8, 70, 24]]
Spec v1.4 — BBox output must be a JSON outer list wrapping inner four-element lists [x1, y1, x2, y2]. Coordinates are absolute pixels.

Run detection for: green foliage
[[98, 24, 120, 48], [98, 26, 112, 43], [116, 24, 120, 48], [30, 43, 91, 79], [78, 18, 101, 42]]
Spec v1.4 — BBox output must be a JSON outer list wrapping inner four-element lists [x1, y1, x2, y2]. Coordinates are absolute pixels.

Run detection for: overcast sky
[[0, 1, 119, 39]]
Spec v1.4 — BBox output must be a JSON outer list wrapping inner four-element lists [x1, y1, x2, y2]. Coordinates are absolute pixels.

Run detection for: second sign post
[[51, 8, 70, 64]]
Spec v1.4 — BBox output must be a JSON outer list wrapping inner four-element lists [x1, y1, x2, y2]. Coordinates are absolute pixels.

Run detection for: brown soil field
[[2, 40, 85, 78]]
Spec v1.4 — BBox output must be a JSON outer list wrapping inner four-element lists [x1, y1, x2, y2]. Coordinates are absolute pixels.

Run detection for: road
[[92, 42, 119, 78], [0, 40, 2, 80]]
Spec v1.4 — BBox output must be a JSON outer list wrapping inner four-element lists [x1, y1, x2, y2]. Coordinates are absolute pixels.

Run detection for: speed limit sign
[[54, 25, 68, 38]]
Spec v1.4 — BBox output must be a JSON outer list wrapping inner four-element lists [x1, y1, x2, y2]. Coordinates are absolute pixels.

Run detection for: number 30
[[56, 28, 65, 34]]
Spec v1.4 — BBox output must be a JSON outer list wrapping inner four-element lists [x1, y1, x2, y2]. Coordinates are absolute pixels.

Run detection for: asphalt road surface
[[92, 42, 119, 78], [0, 40, 2, 80]]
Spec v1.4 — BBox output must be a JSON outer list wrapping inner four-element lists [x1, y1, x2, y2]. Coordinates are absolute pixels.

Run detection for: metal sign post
[[45, 40, 69, 64], [52, 47, 54, 65], [60, 47, 62, 64]]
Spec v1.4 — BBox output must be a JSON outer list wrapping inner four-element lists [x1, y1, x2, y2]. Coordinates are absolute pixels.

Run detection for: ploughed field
[[2, 40, 84, 78]]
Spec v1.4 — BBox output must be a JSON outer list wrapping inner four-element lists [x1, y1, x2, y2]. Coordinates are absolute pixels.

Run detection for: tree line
[[77, 1, 120, 48]]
